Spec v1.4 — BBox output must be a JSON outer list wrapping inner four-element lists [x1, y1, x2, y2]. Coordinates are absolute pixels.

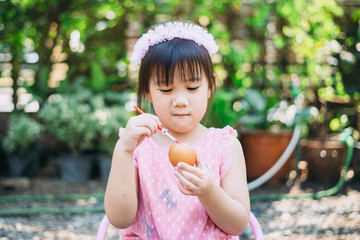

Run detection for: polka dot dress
[[118, 126, 239, 240]]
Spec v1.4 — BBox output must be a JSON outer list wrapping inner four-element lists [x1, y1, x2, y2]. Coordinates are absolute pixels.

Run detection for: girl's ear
[[146, 92, 152, 103]]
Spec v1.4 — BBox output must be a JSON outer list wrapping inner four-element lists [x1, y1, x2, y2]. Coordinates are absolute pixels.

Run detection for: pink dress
[[118, 126, 239, 240]]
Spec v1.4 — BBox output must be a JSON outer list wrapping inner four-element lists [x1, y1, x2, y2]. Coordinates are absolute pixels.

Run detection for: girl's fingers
[[144, 114, 162, 134], [151, 115, 162, 128], [148, 121, 158, 135], [176, 162, 202, 177], [175, 152, 205, 187], [174, 169, 199, 191], [139, 127, 152, 138], [143, 113, 162, 129], [129, 114, 160, 136], [175, 151, 215, 196], [177, 180, 194, 195], [175, 167, 201, 185], [120, 113, 162, 152]]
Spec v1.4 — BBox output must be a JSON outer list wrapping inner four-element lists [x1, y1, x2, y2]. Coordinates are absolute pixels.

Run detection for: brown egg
[[168, 141, 196, 167]]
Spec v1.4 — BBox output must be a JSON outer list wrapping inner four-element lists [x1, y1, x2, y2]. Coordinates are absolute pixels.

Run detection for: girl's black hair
[[137, 38, 216, 109]]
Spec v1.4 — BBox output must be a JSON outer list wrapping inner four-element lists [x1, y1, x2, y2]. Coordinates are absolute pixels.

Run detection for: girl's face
[[147, 67, 212, 134]]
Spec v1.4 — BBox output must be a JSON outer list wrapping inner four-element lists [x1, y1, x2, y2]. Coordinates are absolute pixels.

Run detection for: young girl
[[104, 21, 250, 239]]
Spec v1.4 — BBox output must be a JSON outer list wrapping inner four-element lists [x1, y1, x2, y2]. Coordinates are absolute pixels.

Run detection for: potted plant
[[92, 95, 130, 182], [236, 88, 315, 184], [300, 87, 358, 183], [2, 112, 43, 177], [38, 94, 98, 182]]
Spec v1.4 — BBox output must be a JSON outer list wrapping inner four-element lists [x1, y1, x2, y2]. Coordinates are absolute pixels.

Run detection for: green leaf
[[90, 62, 107, 92]]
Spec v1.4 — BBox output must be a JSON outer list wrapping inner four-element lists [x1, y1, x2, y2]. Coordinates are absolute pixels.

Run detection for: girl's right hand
[[118, 113, 161, 153]]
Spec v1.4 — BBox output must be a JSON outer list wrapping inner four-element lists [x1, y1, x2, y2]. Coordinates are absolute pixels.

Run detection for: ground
[[0, 176, 359, 240]]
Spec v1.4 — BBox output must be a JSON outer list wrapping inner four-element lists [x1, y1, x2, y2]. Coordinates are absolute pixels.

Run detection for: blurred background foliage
[[0, 0, 359, 176]]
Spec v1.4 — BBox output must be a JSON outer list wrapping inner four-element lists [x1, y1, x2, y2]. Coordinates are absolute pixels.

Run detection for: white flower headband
[[130, 21, 219, 64]]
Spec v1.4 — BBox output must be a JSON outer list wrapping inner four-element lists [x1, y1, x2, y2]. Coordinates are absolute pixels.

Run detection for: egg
[[168, 141, 196, 167]]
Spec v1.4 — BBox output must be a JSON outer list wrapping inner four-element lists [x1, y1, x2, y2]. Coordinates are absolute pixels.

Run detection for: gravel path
[[243, 189, 360, 240], [0, 178, 359, 240]]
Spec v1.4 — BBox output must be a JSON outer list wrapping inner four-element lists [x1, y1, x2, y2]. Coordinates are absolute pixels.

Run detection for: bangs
[[152, 57, 203, 86], [142, 38, 210, 86]]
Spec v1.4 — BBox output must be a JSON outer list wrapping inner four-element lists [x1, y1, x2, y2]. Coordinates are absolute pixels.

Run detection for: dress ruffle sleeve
[[118, 127, 138, 168], [219, 125, 238, 179]]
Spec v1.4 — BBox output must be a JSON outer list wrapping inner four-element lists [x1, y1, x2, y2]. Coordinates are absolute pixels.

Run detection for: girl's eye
[[187, 87, 199, 91], [159, 89, 172, 93]]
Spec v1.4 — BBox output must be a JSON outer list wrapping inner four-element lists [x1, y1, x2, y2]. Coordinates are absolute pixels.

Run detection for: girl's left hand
[[174, 153, 215, 196]]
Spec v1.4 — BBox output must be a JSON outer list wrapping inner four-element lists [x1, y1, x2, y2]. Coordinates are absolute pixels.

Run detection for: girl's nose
[[172, 93, 189, 107]]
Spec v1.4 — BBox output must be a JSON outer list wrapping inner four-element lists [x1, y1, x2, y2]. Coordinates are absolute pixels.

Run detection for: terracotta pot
[[300, 139, 347, 183], [353, 141, 360, 176], [240, 130, 294, 183]]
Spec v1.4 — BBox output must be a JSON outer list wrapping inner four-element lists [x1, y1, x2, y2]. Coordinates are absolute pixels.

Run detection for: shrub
[[3, 113, 43, 154], [39, 94, 98, 154]]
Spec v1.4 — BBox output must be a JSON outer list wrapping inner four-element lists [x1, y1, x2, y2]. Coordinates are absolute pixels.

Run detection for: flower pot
[[300, 139, 347, 183], [353, 141, 360, 177], [240, 130, 294, 184], [6, 151, 39, 177], [98, 153, 112, 182], [61, 153, 93, 183]]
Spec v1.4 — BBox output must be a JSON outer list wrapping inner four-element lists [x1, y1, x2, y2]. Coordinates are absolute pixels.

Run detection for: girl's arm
[[200, 136, 250, 235], [175, 136, 250, 235], [104, 114, 161, 229], [104, 141, 139, 229]]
